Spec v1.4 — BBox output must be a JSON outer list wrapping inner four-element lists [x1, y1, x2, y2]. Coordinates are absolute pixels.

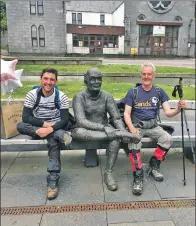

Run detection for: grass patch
[[2, 80, 195, 100], [15, 64, 195, 74]]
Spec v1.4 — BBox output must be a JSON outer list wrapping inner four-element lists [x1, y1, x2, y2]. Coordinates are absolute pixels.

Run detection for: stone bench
[[1, 100, 195, 166], [1, 134, 195, 166]]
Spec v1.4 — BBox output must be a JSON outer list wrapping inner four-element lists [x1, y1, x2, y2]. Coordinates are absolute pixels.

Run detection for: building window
[[73, 34, 88, 47], [72, 13, 82, 24], [38, 25, 45, 47], [139, 25, 153, 36], [72, 13, 76, 24], [103, 36, 118, 48], [31, 25, 38, 47], [100, 14, 105, 25], [30, 1, 44, 15], [72, 34, 118, 48], [37, 0, 44, 14], [165, 26, 179, 48], [30, 1, 36, 14], [77, 13, 82, 24]]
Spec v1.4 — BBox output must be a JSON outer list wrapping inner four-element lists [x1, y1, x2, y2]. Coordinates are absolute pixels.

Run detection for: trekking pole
[[172, 77, 186, 186], [182, 110, 196, 164]]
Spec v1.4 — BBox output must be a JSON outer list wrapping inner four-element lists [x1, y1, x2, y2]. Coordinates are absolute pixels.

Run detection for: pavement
[[102, 58, 195, 69], [1, 148, 195, 226], [1, 54, 195, 69]]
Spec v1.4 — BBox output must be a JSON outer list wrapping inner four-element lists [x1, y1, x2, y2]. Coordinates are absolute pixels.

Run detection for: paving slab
[[1, 161, 102, 188], [46, 180, 104, 206], [152, 152, 195, 199], [7, 156, 48, 175], [1, 173, 47, 188], [60, 167, 102, 185], [40, 211, 107, 226], [108, 221, 175, 226], [103, 178, 161, 202], [18, 150, 48, 157], [60, 150, 93, 170], [167, 208, 195, 226], [1, 185, 46, 207], [107, 209, 171, 224], [1, 152, 19, 179], [1, 215, 42, 226]]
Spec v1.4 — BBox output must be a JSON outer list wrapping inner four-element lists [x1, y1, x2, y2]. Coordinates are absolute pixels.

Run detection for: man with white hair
[[124, 62, 186, 195]]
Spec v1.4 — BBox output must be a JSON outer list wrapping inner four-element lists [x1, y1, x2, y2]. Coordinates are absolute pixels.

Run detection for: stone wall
[[6, 0, 66, 55]]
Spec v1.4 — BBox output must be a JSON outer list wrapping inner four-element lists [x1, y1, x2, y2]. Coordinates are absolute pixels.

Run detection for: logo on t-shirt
[[135, 101, 151, 107], [150, 96, 159, 107]]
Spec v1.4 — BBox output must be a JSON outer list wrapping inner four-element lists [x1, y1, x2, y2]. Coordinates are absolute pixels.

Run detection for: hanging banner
[[153, 26, 165, 36]]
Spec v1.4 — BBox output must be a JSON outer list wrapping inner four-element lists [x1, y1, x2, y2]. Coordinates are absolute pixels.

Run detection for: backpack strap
[[133, 83, 141, 102], [33, 87, 42, 110], [154, 86, 161, 123], [54, 88, 61, 110], [155, 86, 161, 105], [133, 86, 138, 102]]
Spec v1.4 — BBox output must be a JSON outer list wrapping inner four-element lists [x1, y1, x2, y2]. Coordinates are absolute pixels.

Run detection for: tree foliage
[[0, 1, 7, 31]]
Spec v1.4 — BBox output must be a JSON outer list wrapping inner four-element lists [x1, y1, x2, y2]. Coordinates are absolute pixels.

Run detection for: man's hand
[[129, 127, 140, 136], [36, 127, 53, 137], [43, 122, 56, 128], [178, 100, 187, 110]]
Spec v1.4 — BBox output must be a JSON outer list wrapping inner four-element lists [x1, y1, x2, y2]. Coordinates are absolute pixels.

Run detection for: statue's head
[[84, 68, 102, 94]]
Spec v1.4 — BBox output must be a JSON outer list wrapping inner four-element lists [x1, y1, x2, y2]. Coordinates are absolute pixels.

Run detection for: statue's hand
[[104, 126, 120, 140], [121, 136, 130, 143], [121, 132, 141, 144]]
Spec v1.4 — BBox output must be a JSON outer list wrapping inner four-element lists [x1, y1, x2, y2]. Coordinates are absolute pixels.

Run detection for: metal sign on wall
[[153, 25, 165, 36]]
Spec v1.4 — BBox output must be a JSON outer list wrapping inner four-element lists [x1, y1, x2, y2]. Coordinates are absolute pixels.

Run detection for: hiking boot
[[63, 132, 72, 146], [132, 176, 143, 195], [132, 170, 144, 195], [47, 187, 59, 200], [147, 156, 163, 181], [104, 171, 118, 191], [46, 174, 59, 200], [147, 167, 164, 181]]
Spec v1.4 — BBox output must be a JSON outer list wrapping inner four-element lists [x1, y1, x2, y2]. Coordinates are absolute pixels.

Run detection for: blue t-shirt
[[124, 85, 169, 121]]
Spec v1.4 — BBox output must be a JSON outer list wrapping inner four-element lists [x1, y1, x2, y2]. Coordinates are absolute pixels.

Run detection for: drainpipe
[[187, 19, 193, 57], [62, 1, 67, 55], [123, 15, 131, 54]]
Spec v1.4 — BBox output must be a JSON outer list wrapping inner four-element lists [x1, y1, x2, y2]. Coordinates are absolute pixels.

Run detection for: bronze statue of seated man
[[72, 68, 140, 191]]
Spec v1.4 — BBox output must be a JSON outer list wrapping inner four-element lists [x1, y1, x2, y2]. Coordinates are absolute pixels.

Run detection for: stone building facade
[[6, 0, 66, 55], [124, 1, 195, 57], [5, 0, 195, 57]]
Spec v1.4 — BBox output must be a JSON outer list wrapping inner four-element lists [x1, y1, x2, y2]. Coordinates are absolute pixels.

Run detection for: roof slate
[[66, 1, 123, 14]]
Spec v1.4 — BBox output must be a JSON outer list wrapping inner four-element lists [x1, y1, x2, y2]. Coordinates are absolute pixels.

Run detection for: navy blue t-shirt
[[124, 85, 169, 121]]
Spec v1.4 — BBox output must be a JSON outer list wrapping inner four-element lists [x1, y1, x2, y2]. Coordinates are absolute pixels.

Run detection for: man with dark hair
[[124, 62, 186, 195], [72, 68, 140, 191], [17, 68, 72, 200]]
